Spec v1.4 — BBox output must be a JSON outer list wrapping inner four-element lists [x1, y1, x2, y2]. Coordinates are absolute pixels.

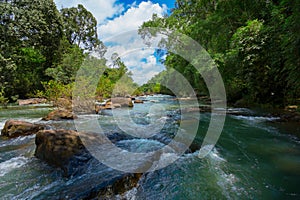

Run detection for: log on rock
[[1, 119, 45, 138]]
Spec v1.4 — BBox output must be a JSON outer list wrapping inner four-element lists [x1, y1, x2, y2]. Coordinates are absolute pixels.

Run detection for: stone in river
[[42, 108, 77, 121], [35, 129, 94, 176], [1, 119, 45, 138]]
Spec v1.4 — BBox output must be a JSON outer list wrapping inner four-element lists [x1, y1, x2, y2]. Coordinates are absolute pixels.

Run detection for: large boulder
[[35, 129, 95, 176], [1, 119, 45, 138], [42, 109, 77, 121], [111, 97, 133, 107]]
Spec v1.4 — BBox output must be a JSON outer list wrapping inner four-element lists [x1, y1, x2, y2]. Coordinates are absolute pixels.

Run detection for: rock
[[111, 97, 133, 107], [73, 98, 96, 114], [1, 119, 45, 138], [35, 129, 95, 176], [53, 98, 72, 110], [18, 98, 47, 106], [275, 112, 300, 123], [95, 98, 132, 113], [96, 173, 142, 198], [113, 103, 122, 108], [285, 105, 298, 112], [134, 99, 144, 104], [42, 109, 77, 121]]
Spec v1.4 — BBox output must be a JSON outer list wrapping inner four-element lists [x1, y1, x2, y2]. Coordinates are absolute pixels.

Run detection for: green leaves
[[140, 0, 299, 105], [61, 4, 100, 51]]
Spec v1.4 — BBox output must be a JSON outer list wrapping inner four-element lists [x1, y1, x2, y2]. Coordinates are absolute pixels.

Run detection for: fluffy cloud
[[54, 0, 168, 85], [99, 1, 168, 85], [103, 30, 166, 85], [99, 1, 167, 39], [54, 0, 124, 24]]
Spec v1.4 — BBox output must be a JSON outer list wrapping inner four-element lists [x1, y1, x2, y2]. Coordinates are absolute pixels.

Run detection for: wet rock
[[275, 112, 300, 123], [1, 119, 45, 138], [86, 173, 142, 199], [134, 99, 144, 104], [83, 173, 143, 200], [34, 129, 95, 176], [42, 109, 77, 121], [18, 98, 47, 106], [95, 98, 132, 113]]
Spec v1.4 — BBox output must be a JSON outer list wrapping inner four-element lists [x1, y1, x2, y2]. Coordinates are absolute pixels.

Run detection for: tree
[[46, 43, 84, 84], [0, 0, 63, 98], [60, 4, 100, 51]]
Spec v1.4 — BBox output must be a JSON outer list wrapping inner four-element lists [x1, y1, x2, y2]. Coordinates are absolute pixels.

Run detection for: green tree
[[60, 4, 100, 51]]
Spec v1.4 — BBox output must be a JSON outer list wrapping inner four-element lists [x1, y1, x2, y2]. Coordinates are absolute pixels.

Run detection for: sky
[[54, 0, 176, 84]]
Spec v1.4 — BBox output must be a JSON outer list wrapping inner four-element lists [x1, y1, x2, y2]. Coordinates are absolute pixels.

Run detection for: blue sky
[[54, 0, 176, 84]]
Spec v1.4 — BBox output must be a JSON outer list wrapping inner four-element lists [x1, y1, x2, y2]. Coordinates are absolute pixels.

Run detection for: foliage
[[140, 0, 300, 106], [42, 80, 73, 102], [60, 4, 100, 51], [46, 44, 84, 84]]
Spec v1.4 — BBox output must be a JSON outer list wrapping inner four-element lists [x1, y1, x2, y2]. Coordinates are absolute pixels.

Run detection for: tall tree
[[60, 4, 100, 51]]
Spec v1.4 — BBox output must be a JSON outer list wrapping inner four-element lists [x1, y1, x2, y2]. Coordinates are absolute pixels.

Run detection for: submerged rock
[[1, 119, 45, 138], [35, 129, 94, 176], [42, 109, 77, 121]]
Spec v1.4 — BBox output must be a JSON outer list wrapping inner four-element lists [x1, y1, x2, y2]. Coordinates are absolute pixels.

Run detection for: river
[[0, 95, 299, 199]]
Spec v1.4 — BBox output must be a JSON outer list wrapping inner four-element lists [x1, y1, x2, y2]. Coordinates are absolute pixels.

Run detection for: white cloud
[[54, 0, 168, 85], [99, 1, 167, 39], [98, 1, 168, 85], [54, 0, 124, 25]]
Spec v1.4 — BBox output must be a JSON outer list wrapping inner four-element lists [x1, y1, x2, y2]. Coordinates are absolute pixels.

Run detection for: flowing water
[[0, 96, 299, 199]]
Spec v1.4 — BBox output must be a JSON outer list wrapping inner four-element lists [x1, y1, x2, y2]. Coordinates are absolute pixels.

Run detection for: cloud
[[99, 1, 167, 39], [98, 1, 168, 85], [103, 30, 166, 85], [54, 0, 168, 85], [54, 0, 124, 24]]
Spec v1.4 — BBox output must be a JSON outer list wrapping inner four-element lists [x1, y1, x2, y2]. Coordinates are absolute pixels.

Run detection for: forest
[[1, 0, 299, 108], [141, 0, 300, 107], [0, 0, 138, 105]]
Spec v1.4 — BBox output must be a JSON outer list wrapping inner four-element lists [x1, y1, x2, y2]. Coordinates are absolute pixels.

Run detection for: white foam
[[0, 156, 29, 176], [0, 121, 6, 132], [209, 148, 226, 162], [232, 115, 280, 122], [0, 134, 35, 147]]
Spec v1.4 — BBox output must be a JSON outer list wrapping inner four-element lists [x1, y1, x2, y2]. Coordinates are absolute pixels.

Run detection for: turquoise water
[[0, 96, 299, 199]]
